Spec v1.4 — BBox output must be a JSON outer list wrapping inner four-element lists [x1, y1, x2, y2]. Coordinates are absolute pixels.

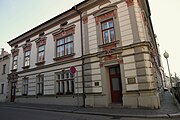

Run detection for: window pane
[[38, 51, 44, 62], [108, 20, 114, 28], [103, 31, 109, 44], [60, 46, 64, 57], [58, 39, 64, 45], [69, 36, 73, 42], [65, 44, 69, 55], [69, 42, 73, 54], [38, 45, 44, 52], [110, 29, 115, 42], [112, 78, 120, 91], [25, 57, 30, 66], [65, 37, 69, 43], [25, 51, 30, 56], [102, 22, 108, 30]]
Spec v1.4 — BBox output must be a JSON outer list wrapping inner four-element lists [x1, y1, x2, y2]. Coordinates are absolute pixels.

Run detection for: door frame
[[109, 65, 123, 103]]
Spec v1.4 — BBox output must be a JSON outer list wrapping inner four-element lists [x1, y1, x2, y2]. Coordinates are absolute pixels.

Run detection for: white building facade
[[8, 0, 163, 109], [0, 49, 10, 102]]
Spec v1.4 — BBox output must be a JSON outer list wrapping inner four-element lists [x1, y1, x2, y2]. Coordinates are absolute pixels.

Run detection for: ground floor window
[[22, 78, 28, 96], [56, 71, 74, 95], [37, 75, 44, 95], [1, 84, 4, 94]]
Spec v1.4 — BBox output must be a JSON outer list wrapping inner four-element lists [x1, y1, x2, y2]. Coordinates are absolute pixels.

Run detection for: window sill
[[53, 53, 75, 61], [56, 92, 73, 95], [22, 65, 30, 69], [36, 93, 44, 96], [11, 69, 17, 72], [22, 94, 28, 96], [98, 41, 117, 48], [35, 61, 45, 66]]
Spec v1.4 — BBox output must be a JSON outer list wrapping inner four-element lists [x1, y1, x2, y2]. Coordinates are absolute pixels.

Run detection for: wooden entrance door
[[109, 66, 122, 103], [11, 82, 16, 102]]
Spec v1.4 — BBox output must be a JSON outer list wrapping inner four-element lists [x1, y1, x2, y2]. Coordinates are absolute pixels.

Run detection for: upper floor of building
[[7, 0, 159, 73]]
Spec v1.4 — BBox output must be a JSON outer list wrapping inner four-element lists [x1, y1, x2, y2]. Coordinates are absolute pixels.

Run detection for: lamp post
[[163, 51, 173, 88]]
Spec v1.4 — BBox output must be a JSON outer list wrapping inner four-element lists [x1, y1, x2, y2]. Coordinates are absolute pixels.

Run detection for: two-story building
[[7, 0, 163, 109], [0, 48, 10, 102]]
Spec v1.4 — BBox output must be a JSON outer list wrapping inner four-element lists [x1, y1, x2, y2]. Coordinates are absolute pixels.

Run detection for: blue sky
[[0, 0, 180, 76]]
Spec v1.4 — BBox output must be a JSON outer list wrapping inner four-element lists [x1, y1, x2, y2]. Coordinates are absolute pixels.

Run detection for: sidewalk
[[0, 91, 180, 118]]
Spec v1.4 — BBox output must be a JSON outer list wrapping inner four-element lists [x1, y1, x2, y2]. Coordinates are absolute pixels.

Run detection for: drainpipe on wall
[[73, 6, 86, 108]]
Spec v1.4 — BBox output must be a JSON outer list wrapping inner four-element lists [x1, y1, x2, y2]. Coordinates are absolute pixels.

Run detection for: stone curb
[[0, 104, 174, 118]]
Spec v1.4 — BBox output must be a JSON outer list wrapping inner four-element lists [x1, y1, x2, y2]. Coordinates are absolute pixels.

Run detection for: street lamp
[[163, 51, 173, 88]]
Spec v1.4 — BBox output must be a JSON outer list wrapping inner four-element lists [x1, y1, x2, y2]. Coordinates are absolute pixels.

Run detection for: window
[[2, 64, 6, 74], [56, 35, 73, 57], [37, 45, 45, 62], [56, 71, 74, 95], [22, 78, 28, 96], [37, 75, 44, 95], [24, 51, 30, 67], [101, 19, 115, 44], [12, 55, 18, 70], [1, 84, 4, 94]]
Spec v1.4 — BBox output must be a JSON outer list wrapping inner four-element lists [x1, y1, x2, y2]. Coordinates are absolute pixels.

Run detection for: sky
[[0, 0, 179, 77]]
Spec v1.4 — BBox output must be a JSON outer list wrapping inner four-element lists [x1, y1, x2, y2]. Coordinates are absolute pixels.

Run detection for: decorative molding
[[93, 5, 118, 25], [82, 15, 88, 24], [126, 0, 134, 7], [137, 0, 141, 7], [53, 24, 75, 40], [35, 37, 47, 47], [22, 42, 32, 52], [11, 48, 19, 57]]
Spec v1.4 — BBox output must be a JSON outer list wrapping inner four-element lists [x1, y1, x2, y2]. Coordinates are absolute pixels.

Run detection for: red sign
[[70, 66, 76, 74]]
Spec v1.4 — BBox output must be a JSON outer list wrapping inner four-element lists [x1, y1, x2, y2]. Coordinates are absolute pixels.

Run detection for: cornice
[[8, 0, 110, 47]]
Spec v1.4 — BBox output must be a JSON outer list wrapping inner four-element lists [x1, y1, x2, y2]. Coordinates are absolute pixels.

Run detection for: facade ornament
[[126, 0, 134, 7]]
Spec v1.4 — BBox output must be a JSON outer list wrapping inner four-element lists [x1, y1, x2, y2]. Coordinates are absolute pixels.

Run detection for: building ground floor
[[8, 42, 163, 109]]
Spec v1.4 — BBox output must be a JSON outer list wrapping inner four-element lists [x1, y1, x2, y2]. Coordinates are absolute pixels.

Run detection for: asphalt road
[[0, 106, 179, 120]]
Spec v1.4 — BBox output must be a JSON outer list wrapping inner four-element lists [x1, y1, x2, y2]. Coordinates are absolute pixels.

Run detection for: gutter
[[73, 5, 86, 108]]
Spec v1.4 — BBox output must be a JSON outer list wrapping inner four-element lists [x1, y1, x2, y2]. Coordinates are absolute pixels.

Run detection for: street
[[0, 106, 179, 120]]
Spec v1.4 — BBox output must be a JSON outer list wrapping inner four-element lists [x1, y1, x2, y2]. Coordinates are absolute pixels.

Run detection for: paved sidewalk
[[0, 91, 180, 118]]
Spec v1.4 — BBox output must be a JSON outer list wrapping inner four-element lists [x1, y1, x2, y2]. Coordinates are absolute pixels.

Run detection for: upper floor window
[[11, 48, 19, 70], [13, 55, 18, 70], [56, 35, 73, 57], [37, 45, 45, 63], [24, 51, 30, 67], [56, 71, 74, 95], [53, 25, 75, 61], [35, 37, 46, 65], [101, 19, 115, 44], [22, 42, 32, 68], [2, 64, 6, 74]]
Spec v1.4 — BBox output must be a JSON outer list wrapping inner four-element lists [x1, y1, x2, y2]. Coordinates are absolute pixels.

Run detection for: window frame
[[1, 84, 4, 94], [37, 75, 44, 95], [12, 55, 18, 70], [101, 19, 116, 44], [37, 45, 45, 63], [56, 71, 74, 95], [22, 78, 28, 96], [2, 64, 6, 74], [56, 35, 74, 58], [24, 50, 31, 67]]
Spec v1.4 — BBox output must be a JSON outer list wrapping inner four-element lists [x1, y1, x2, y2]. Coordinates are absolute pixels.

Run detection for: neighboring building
[[7, 0, 163, 109], [0, 48, 10, 102]]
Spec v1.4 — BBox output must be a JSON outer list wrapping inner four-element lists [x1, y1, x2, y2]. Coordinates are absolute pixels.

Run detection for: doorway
[[109, 66, 122, 103], [10, 82, 16, 102]]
